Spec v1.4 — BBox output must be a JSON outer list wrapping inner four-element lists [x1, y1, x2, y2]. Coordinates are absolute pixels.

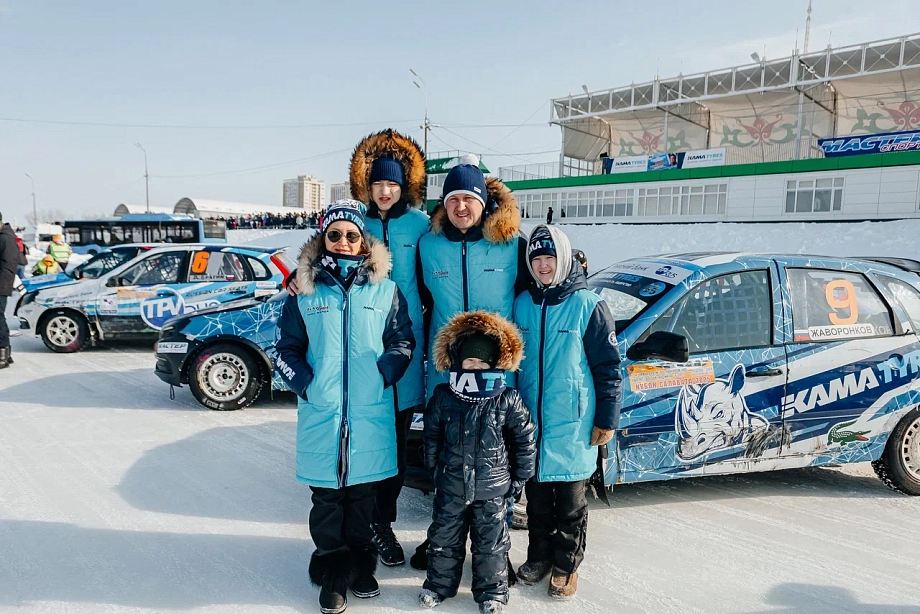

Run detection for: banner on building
[[604, 148, 726, 173], [818, 130, 920, 157]]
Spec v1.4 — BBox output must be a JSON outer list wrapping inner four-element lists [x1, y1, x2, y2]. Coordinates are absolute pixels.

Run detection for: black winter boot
[[5, 346, 12, 364], [309, 551, 354, 614], [350, 544, 379, 599], [409, 539, 429, 570], [371, 522, 405, 566], [0, 346, 9, 369]]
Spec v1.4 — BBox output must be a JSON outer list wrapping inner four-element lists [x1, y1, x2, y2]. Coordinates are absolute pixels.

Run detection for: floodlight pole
[[410, 69, 430, 155], [135, 142, 150, 212], [25, 173, 36, 228]]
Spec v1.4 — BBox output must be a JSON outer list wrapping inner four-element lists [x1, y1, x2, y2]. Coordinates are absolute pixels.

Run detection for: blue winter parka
[[365, 202, 429, 411], [275, 233, 415, 489], [419, 177, 531, 398], [513, 260, 623, 483]]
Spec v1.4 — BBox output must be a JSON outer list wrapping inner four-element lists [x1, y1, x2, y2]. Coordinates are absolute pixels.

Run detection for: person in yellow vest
[[48, 234, 72, 271], [33, 254, 62, 276]]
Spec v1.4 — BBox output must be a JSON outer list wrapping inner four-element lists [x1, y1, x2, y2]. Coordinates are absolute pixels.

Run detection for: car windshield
[[589, 270, 674, 332], [70, 248, 140, 280]]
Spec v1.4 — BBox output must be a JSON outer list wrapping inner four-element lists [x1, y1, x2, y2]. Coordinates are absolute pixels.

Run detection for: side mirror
[[626, 331, 689, 363]]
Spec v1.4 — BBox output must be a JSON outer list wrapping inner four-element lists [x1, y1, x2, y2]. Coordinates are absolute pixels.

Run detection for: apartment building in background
[[283, 175, 326, 213]]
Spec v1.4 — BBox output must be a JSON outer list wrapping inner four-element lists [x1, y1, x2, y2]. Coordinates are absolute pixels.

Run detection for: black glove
[[508, 480, 525, 500]]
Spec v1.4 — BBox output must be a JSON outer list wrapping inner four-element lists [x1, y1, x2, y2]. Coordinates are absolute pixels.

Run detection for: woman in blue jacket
[[349, 129, 429, 566], [512, 225, 622, 600], [275, 200, 415, 614]]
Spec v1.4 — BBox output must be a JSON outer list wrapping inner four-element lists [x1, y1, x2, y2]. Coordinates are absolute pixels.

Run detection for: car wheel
[[40, 310, 89, 353], [188, 343, 263, 411], [872, 407, 920, 496], [512, 490, 528, 530]]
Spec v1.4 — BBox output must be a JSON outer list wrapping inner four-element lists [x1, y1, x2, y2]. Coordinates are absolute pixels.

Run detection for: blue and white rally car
[[15, 244, 291, 353], [154, 291, 289, 410], [21, 244, 154, 292]]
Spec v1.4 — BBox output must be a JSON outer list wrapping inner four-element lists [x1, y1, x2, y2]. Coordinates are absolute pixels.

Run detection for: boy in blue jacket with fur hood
[[419, 311, 536, 614]]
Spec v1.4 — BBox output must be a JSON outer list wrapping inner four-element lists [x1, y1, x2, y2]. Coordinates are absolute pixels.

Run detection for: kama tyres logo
[[140, 288, 220, 330]]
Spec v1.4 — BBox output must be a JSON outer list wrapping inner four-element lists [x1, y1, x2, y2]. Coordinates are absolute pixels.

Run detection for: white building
[[282, 175, 326, 213], [330, 181, 350, 203]]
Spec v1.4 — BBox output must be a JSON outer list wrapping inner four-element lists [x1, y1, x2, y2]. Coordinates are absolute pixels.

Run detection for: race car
[[21, 244, 155, 292], [154, 291, 290, 410], [15, 244, 292, 353], [154, 252, 920, 498]]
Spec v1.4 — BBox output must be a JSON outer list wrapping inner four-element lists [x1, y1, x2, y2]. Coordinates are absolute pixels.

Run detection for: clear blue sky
[[1, 0, 918, 223]]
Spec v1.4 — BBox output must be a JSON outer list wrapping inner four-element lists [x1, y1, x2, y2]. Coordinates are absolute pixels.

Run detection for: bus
[[63, 214, 227, 255]]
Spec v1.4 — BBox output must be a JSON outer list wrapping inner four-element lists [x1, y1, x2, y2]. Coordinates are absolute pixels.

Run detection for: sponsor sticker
[[116, 288, 157, 300], [609, 259, 695, 284], [639, 282, 666, 297], [256, 281, 277, 288], [255, 289, 276, 297], [157, 342, 189, 354], [99, 296, 117, 315], [627, 359, 715, 392], [410, 412, 424, 431]]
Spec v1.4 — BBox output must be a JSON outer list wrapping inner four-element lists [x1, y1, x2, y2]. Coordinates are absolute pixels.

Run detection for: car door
[[617, 261, 788, 482], [95, 250, 188, 336], [776, 261, 918, 461]]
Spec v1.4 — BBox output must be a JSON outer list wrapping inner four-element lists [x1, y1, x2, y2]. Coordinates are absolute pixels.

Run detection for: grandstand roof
[[553, 32, 920, 166], [113, 203, 173, 217], [174, 198, 308, 218]]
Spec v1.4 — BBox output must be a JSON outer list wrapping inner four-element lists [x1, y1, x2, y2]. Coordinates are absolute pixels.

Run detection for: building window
[[638, 184, 726, 216], [785, 177, 843, 214]]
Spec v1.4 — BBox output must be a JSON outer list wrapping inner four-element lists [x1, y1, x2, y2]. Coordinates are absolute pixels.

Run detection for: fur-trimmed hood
[[294, 232, 392, 295], [429, 176, 520, 244], [433, 310, 524, 372], [350, 129, 427, 208]]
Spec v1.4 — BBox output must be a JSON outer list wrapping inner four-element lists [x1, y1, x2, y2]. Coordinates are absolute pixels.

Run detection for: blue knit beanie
[[528, 227, 556, 260], [442, 154, 487, 206], [369, 156, 405, 187], [322, 199, 367, 234]]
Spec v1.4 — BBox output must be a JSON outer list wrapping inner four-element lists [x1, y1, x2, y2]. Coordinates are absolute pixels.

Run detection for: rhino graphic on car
[[675, 364, 769, 461]]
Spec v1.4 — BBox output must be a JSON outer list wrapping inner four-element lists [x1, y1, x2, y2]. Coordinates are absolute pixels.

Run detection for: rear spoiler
[[859, 257, 920, 274]]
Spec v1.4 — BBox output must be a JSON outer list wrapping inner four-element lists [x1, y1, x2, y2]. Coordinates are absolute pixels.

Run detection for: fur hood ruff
[[429, 176, 520, 244], [349, 129, 427, 208], [433, 310, 524, 372], [295, 232, 392, 295]]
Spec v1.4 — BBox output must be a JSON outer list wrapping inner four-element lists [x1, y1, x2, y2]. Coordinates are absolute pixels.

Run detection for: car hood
[[21, 273, 78, 292]]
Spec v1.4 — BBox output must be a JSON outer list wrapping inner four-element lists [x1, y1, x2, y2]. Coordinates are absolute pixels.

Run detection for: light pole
[[24, 173, 36, 228], [410, 68, 430, 155], [134, 142, 150, 212]]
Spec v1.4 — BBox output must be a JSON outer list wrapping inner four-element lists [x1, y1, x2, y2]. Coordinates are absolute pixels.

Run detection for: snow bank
[[524, 219, 920, 273]]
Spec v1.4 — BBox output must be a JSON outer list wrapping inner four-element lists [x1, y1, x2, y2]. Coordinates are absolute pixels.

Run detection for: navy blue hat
[[369, 155, 405, 187], [322, 199, 367, 234], [442, 154, 487, 207], [528, 227, 556, 261]]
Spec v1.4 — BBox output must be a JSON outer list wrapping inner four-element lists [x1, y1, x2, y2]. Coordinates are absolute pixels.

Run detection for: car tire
[[872, 407, 920, 496], [188, 343, 263, 411], [40, 310, 90, 353]]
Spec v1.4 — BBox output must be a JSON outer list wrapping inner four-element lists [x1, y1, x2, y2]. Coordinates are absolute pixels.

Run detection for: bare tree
[[25, 209, 67, 226]]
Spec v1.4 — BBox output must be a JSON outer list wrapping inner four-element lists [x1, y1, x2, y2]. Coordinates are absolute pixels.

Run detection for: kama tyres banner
[[604, 148, 726, 173], [819, 130, 920, 157]]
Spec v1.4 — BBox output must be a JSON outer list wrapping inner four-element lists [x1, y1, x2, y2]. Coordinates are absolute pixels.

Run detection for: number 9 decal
[[826, 279, 858, 325], [191, 251, 210, 275]]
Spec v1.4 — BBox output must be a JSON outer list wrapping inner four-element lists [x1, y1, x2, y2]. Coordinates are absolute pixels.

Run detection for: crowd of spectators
[[205, 210, 324, 230]]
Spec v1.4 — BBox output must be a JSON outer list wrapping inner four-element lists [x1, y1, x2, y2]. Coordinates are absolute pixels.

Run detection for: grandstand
[[503, 32, 920, 223]]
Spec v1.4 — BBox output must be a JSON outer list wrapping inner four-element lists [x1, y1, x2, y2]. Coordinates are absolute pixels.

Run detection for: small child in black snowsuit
[[418, 311, 536, 614]]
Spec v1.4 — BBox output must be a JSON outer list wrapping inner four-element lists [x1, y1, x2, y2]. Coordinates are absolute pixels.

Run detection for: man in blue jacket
[[512, 225, 622, 600]]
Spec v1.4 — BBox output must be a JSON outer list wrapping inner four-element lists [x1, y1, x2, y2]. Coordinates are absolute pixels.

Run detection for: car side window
[[121, 253, 184, 286], [787, 268, 894, 342], [246, 256, 271, 280], [880, 276, 920, 332], [649, 270, 772, 354], [187, 251, 253, 282]]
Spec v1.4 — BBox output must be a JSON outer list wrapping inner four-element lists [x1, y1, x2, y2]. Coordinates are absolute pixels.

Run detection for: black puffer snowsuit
[[423, 311, 536, 605]]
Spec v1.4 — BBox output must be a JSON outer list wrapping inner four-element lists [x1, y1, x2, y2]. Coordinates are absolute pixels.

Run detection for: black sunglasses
[[326, 230, 362, 244]]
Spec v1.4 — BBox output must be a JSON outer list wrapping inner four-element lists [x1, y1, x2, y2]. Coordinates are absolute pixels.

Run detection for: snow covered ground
[[3, 335, 920, 613], [5, 221, 920, 613]]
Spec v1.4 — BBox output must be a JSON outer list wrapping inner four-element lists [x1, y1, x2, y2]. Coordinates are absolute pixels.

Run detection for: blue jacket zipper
[[535, 297, 547, 480], [461, 238, 469, 312], [338, 289, 351, 488]]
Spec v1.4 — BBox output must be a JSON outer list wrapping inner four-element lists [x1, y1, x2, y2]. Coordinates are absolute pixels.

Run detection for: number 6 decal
[[826, 279, 858, 325], [191, 251, 210, 274]]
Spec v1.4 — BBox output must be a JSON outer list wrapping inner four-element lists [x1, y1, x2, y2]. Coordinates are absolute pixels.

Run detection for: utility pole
[[803, 0, 813, 54], [135, 142, 150, 212], [24, 173, 36, 228], [410, 69, 430, 155]]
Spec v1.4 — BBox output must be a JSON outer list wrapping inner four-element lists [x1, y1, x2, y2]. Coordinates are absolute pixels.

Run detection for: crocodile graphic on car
[[828, 420, 871, 445]]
